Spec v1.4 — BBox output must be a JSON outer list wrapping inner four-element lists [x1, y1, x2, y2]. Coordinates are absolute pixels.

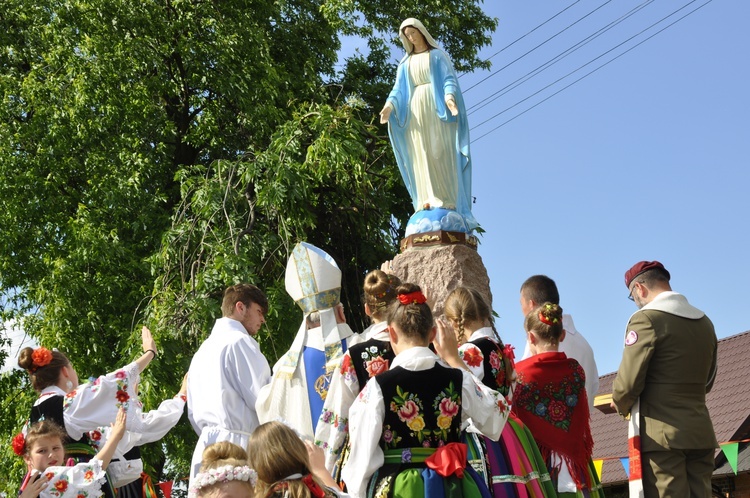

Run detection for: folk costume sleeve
[[315, 351, 359, 472], [612, 311, 657, 417], [341, 379, 385, 498], [458, 342, 485, 380], [62, 362, 142, 440], [38, 460, 107, 498], [460, 370, 509, 441]]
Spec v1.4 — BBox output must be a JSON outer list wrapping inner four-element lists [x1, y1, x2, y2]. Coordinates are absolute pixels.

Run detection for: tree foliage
[[0, 0, 496, 487]]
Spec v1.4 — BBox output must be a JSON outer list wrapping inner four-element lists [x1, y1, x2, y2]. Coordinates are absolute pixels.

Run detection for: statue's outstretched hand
[[379, 105, 392, 124], [446, 97, 459, 117]]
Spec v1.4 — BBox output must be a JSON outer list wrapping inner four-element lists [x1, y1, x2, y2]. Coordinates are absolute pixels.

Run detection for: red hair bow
[[397, 291, 426, 305], [301, 474, 325, 498]]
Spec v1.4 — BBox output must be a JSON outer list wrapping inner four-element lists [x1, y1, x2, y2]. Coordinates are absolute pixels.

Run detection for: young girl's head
[[386, 283, 434, 346], [443, 287, 493, 343], [21, 420, 68, 472], [190, 442, 256, 498], [524, 302, 564, 350], [363, 270, 401, 322], [247, 422, 329, 498], [17, 347, 78, 393]]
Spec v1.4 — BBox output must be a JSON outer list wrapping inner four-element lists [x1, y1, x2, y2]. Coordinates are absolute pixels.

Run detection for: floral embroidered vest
[[348, 339, 395, 391], [375, 364, 463, 450], [469, 338, 511, 396]]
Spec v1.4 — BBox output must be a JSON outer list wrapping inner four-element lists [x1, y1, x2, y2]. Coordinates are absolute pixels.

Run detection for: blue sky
[[456, 0, 749, 375]]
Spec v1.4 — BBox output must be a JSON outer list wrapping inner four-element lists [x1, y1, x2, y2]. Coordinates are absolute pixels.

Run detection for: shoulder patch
[[624, 330, 638, 346]]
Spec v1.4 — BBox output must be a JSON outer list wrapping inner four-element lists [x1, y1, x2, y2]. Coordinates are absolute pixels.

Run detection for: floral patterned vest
[[348, 339, 395, 391], [468, 338, 511, 396], [375, 364, 463, 450]]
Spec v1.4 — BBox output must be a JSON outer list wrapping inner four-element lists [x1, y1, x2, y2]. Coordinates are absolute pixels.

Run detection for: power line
[[471, 0, 713, 143], [467, 0, 655, 116], [462, 0, 614, 93], [458, 0, 582, 80]]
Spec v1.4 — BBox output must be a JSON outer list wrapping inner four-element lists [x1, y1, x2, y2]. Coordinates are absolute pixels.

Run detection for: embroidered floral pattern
[[339, 354, 356, 383], [388, 387, 430, 445], [432, 382, 461, 439], [318, 408, 348, 434], [50, 475, 69, 497], [515, 365, 585, 431], [358, 345, 391, 379], [488, 350, 507, 387], [461, 345, 483, 368]]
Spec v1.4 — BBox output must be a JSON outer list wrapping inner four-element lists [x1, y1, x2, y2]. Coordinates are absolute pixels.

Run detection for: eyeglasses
[[627, 282, 639, 301]]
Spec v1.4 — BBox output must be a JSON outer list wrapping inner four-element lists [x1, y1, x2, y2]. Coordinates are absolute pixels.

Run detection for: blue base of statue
[[404, 207, 472, 236]]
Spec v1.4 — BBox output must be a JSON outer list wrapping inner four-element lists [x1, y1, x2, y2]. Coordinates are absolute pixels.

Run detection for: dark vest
[[468, 337, 511, 396], [375, 364, 463, 449], [348, 339, 395, 391]]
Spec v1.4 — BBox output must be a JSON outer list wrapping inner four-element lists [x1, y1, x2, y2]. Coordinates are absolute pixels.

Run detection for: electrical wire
[[462, 0, 614, 93], [458, 0, 582, 79], [471, 0, 714, 143], [467, 0, 655, 116]]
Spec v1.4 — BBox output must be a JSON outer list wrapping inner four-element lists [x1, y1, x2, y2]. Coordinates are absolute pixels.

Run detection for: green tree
[[0, 0, 496, 487]]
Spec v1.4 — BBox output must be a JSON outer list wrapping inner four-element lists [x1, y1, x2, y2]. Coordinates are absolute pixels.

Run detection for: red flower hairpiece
[[12, 433, 25, 456], [397, 291, 426, 305], [31, 347, 53, 371], [538, 311, 560, 326]]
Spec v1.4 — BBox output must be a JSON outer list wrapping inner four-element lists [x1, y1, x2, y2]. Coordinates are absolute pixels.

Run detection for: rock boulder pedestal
[[389, 240, 492, 317]]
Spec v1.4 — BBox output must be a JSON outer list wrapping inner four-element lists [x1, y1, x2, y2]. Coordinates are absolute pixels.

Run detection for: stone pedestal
[[389, 242, 492, 318]]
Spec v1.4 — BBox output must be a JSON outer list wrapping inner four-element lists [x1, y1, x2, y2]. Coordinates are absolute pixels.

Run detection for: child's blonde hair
[[247, 422, 334, 498], [190, 442, 256, 498]]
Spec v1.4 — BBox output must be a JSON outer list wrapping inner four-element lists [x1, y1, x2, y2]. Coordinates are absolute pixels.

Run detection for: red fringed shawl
[[512, 352, 593, 489]]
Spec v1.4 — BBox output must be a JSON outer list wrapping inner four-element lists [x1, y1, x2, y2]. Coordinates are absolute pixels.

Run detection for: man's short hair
[[636, 268, 671, 288], [520, 275, 560, 305], [222, 284, 268, 317]]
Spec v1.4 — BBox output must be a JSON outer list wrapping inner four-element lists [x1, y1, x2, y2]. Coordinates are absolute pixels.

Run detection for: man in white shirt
[[187, 283, 271, 485], [520, 275, 599, 409]]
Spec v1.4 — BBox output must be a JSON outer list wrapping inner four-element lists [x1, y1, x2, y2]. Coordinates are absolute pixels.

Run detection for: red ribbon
[[302, 474, 326, 498], [397, 291, 427, 305], [502, 344, 515, 363], [425, 442, 468, 478]]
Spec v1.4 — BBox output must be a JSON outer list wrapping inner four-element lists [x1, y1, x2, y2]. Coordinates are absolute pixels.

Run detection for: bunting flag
[[593, 459, 604, 481], [157, 480, 173, 498], [620, 457, 630, 478], [720, 442, 739, 475]]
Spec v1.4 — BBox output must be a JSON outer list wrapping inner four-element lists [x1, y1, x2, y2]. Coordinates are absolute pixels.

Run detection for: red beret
[[624, 261, 670, 288]]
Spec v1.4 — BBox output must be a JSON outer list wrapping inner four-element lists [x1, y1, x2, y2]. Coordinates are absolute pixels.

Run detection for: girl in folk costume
[[17, 410, 127, 498], [513, 303, 604, 497], [88, 373, 188, 496], [444, 287, 556, 497], [315, 270, 401, 479], [16, 327, 159, 498], [249, 421, 349, 498], [341, 283, 510, 498], [189, 442, 257, 498]]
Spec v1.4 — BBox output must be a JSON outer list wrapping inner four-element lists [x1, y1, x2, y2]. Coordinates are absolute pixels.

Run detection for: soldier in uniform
[[612, 260, 718, 497]]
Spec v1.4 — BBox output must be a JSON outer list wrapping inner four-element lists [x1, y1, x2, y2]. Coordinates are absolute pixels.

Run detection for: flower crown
[[188, 465, 258, 498], [30, 347, 53, 373], [397, 291, 426, 305]]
